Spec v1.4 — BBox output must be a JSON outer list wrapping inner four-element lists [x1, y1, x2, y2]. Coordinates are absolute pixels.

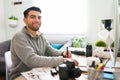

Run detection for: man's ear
[[23, 18, 27, 24], [23, 18, 26, 23]]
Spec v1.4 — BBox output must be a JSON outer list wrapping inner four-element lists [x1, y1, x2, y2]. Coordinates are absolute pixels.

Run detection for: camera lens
[[59, 64, 69, 80], [65, 60, 75, 69]]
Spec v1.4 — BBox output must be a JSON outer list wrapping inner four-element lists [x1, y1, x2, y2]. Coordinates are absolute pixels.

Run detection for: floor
[[0, 73, 6, 80]]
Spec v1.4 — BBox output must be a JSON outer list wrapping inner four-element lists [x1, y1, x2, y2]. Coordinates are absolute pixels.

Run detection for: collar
[[22, 27, 42, 38]]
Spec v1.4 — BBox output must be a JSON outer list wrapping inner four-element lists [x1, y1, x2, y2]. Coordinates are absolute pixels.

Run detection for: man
[[9, 6, 78, 80]]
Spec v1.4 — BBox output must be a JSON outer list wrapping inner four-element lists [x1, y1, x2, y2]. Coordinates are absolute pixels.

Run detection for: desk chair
[[5, 51, 13, 80]]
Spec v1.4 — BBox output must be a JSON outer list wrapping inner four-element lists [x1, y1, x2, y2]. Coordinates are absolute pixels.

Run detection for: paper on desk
[[72, 54, 87, 67], [21, 67, 57, 80], [21, 70, 41, 80]]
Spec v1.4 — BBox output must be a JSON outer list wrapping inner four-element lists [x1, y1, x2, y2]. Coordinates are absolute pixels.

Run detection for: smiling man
[[9, 6, 78, 80]]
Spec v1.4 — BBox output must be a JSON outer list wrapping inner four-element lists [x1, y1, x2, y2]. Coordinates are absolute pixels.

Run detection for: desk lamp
[[98, 19, 115, 68]]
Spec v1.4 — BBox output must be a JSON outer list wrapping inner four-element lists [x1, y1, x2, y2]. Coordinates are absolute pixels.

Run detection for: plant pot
[[93, 47, 111, 58], [8, 20, 18, 28]]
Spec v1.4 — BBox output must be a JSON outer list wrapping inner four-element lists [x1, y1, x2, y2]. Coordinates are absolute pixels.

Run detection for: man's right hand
[[63, 58, 79, 66]]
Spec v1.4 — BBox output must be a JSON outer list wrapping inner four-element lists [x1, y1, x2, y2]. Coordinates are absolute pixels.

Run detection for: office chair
[[5, 51, 13, 80]]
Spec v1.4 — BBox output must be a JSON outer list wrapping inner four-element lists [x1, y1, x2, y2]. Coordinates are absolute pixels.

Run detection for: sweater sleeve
[[11, 33, 64, 68], [44, 39, 64, 56]]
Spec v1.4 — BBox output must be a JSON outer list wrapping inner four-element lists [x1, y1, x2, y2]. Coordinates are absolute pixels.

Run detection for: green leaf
[[95, 40, 107, 47], [8, 16, 18, 20], [111, 42, 114, 48]]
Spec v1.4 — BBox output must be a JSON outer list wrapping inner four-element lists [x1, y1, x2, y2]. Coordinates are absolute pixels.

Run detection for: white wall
[[87, 0, 116, 45], [0, 0, 6, 42], [4, 0, 34, 40], [0, 0, 116, 45]]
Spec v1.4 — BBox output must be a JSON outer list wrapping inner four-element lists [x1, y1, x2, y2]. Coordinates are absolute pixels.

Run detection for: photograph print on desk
[[21, 67, 57, 80]]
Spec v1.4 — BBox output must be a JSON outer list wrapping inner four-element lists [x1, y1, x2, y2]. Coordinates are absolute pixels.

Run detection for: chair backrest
[[5, 51, 13, 80]]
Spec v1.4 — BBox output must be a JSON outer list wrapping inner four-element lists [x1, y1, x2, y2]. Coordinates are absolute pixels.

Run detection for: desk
[[15, 67, 88, 80], [15, 74, 88, 80], [15, 54, 88, 80], [15, 55, 120, 80]]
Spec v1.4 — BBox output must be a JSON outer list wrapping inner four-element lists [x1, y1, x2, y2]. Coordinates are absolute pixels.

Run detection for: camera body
[[59, 60, 82, 80]]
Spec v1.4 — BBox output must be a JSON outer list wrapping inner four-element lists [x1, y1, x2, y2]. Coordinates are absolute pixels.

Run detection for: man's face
[[24, 10, 41, 31]]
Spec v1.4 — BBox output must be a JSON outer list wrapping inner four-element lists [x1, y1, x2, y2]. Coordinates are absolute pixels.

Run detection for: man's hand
[[62, 50, 72, 58], [63, 58, 79, 66]]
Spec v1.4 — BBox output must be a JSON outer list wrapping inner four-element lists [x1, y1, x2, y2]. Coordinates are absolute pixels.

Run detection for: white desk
[[15, 54, 88, 80], [15, 67, 88, 80], [15, 55, 120, 80]]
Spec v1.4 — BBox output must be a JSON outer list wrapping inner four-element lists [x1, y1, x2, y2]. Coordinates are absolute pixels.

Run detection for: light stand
[[98, 19, 115, 68]]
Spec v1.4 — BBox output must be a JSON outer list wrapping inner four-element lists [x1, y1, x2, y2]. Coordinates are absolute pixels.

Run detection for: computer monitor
[[114, 0, 120, 67]]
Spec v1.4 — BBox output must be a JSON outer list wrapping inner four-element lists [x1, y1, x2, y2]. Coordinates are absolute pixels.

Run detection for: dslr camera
[[59, 60, 82, 80]]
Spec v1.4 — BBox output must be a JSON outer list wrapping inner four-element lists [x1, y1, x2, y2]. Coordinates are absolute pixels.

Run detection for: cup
[[86, 57, 100, 67], [86, 44, 92, 57], [88, 68, 103, 80]]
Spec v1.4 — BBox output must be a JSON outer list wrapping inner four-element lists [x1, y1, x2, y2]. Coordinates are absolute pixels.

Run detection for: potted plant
[[111, 41, 114, 48], [95, 40, 107, 52], [94, 40, 112, 58], [72, 37, 86, 48], [101, 19, 113, 31], [95, 40, 107, 47], [8, 15, 18, 27]]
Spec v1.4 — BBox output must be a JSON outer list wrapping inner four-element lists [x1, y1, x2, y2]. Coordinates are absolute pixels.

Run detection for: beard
[[27, 23, 40, 31], [28, 26, 39, 31]]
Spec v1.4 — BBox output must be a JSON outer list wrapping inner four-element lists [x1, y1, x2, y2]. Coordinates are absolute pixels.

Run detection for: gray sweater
[[9, 27, 64, 80]]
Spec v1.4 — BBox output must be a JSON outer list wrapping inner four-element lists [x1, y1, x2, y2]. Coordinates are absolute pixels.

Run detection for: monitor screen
[[114, 0, 120, 67]]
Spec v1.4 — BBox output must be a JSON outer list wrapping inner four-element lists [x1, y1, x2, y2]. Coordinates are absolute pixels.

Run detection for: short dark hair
[[23, 6, 42, 18]]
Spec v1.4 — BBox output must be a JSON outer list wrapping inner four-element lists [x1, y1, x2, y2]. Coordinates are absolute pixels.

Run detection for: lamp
[[98, 28, 115, 43], [98, 19, 115, 67]]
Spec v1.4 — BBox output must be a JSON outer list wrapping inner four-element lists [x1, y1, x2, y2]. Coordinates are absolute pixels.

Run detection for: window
[[33, 0, 88, 34]]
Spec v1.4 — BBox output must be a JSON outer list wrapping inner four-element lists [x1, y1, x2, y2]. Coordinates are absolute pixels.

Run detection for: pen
[[93, 58, 110, 80], [93, 63, 103, 80], [66, 47, 68, 58], [98, 58, 110, 71]]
